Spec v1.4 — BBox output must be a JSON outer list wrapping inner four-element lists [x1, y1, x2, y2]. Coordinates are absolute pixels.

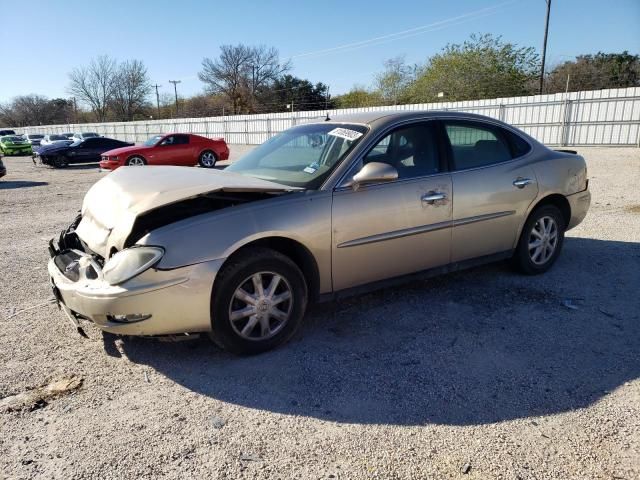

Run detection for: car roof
[[323, 110, 511, 128]]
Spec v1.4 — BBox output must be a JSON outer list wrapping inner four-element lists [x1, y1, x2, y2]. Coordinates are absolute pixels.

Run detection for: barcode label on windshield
[[328, 128, 363, 141]]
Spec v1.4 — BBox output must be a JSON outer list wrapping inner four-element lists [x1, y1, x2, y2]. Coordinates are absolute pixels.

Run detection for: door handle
[[513, 178, 533, 188], [421, 192, 447, 204]]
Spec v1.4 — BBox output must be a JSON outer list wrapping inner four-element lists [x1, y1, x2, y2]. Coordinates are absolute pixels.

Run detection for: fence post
[[245, 119, 249, 144], [499, 104, 506, 121], [561, 99, 573, 146]]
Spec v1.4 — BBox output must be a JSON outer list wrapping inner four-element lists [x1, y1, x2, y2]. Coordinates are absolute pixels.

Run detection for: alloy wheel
[[228, 271, 293, 341], [528, 215, 558, 265], [200, 151, 216, 167], [128, 157, 145, 166]]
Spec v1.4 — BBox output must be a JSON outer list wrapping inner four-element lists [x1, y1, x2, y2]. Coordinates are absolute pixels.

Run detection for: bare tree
[[111, 60, 152, 121], [247, 46, 291, 105], [68, 55, 118, 121], [0, 95, 74, 126], [374, 56, 416, 105], [198, 44, 290, 113]]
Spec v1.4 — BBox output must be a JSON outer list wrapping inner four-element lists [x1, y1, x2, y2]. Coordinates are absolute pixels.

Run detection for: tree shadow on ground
[[0, 180, 48, 189], [110, 237, 640, 426]]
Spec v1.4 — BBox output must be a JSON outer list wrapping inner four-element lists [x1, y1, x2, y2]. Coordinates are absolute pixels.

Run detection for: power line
[[290, 0, 519, 60]]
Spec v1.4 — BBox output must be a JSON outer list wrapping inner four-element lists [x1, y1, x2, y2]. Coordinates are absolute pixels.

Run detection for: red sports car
[[99, 133, 229, 171]]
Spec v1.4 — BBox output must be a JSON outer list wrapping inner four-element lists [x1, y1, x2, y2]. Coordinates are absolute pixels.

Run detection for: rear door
[[331, 121, 452, 290], [442, 120, 538, 262]]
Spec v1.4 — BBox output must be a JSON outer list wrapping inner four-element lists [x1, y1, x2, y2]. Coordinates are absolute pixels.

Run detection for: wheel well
[[126, 154, 145, 162], [532, 194, 571, 227], [222, 237, 321, 302], [200, 149, 217, 158]]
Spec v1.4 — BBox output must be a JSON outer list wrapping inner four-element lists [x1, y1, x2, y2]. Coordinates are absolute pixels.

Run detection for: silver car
[[48, 111, 591, 354]]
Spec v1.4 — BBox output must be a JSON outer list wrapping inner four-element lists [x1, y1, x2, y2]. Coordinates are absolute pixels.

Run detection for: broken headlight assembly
[[102, 246, 164, 285]]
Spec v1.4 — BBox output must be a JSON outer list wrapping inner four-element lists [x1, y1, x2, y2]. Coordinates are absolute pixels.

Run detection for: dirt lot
[[0, 147, 639, 480]]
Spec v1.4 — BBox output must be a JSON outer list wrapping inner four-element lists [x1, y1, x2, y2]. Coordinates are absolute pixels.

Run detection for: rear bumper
[[566, 187, 591, 230], [48, 248, 224, 336]]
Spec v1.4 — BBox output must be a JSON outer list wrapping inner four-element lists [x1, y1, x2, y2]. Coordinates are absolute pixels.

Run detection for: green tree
[[407, 34, 539, 102], [263, 75, 332, 112], [544, 51, 640, 93], [333, 86, 384, 108]]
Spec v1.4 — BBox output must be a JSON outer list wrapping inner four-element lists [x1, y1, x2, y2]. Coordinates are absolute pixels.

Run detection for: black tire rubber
[[126, 156, 147, 166], [512, 204, 566, 275], [209, 247, 308, 355], [198, 150, 217, 168], [53, 155, 68, 168]]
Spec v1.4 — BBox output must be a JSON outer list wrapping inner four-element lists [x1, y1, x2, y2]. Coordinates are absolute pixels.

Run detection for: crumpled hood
[[75, 166, 296, 257]]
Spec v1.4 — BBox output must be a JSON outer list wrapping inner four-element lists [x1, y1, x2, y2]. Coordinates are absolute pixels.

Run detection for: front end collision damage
[[48, 187, 287, 337]]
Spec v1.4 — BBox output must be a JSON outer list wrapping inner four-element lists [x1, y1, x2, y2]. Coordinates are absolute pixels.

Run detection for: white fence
[[16, 87, 640, 147]]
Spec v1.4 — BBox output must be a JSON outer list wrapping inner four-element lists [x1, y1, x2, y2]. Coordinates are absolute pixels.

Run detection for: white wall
[[16, 87, 640, 147]]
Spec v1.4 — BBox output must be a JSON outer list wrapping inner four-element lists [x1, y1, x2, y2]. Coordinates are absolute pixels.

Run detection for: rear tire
[[126, 156, 146, 166], [53, 155, 68, 168], [199, 150, 217, 168], [512, 204, 565, 275], [209, 247, 308, 355]]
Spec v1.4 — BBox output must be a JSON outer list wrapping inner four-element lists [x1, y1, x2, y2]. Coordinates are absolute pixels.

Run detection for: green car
[[0, 135, 32, 156]]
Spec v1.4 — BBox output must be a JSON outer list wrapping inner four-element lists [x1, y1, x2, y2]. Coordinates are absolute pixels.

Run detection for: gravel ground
[[0, 147, 638, 480]]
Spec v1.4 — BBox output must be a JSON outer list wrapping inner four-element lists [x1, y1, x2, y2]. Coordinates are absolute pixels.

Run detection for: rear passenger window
[[444, 122, 513, 170], [505, 130, 531, 157]]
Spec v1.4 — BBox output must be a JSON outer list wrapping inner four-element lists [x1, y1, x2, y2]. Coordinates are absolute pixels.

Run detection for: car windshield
[[226, 123, 368, 189], [50, 135, 67, 140], [5, 136, 23, 142], [144, 135, 162, 146], [83, 133, 98, 138], [29, 134, 44, 139]]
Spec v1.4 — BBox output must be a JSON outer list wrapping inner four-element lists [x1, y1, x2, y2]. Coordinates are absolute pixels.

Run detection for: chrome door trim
[[336, 220, 451, 248], [453, 210, 516, 227]]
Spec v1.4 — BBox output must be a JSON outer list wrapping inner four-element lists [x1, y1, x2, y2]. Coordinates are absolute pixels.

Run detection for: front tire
[[126, 156, 146, 166], [199, 150, 217, 168], [210, 247, 308, 355], [512, 204, 565, 275], [53, 155, 68, 168]]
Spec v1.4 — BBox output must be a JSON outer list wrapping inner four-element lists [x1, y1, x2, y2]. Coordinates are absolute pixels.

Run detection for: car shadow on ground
[[0, 180, 48, 189], [109, 237, 640, 426]]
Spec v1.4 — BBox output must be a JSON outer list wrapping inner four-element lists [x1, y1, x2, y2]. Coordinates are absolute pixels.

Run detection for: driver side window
[[362, 123, 440, 179]]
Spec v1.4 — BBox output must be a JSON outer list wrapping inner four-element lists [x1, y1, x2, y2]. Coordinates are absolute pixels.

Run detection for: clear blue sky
[[0, 0, 638, 103]]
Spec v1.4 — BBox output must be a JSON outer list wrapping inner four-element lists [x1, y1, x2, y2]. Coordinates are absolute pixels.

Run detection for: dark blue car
[[34, 137, 133, 168]]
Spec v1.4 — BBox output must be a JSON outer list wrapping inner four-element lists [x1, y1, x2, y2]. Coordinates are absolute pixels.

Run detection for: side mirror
[[351, 162, 398, 191]]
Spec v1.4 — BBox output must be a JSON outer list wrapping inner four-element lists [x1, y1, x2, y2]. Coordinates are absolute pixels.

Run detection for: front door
[[332, 122, 452, 291], [155, 134, 191, 165]]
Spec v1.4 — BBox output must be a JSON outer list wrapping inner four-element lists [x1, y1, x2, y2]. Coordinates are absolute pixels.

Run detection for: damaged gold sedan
[[48, 111, 591, 354]]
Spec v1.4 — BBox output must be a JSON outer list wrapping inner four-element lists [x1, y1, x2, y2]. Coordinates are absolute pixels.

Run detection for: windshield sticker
[[303, 162, 320, 174], [328, 128, 363, 141]]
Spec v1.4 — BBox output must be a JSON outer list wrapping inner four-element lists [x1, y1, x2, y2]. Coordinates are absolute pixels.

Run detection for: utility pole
[[539, 0, 552, 94], [168, 80, 181, 117], [325, 85, 331, 120], [153, 84, 161, 118]]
